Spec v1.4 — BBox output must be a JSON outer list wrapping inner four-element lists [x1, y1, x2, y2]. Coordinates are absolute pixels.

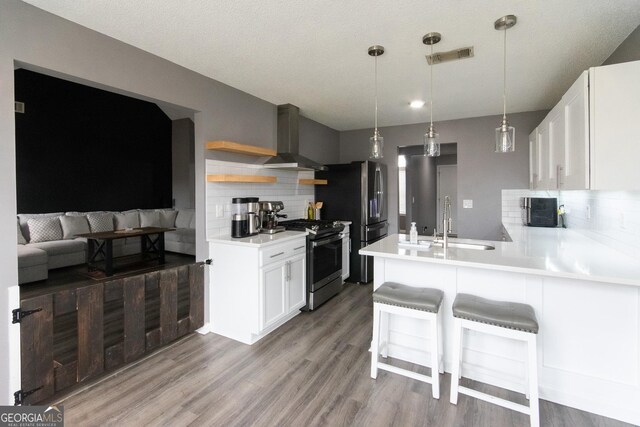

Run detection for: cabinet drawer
[[260, 238, 307, 267]]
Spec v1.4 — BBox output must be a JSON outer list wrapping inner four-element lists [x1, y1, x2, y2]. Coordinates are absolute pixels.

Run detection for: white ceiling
[[23, 0, 640, 131]]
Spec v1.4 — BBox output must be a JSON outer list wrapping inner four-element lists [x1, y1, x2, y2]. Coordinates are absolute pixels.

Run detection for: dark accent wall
[[14, 69, 172, 213]]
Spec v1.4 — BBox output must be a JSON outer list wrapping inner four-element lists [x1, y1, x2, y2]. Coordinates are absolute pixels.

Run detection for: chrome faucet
[[443, 196, 452, 249], [432, 196, 453, 249]]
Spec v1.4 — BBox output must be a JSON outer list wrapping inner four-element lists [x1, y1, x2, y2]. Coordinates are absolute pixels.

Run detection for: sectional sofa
[[17, 208, 196, 284]]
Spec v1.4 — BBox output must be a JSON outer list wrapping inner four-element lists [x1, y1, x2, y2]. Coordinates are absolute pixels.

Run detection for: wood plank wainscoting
[[19, 262, 204, 405]]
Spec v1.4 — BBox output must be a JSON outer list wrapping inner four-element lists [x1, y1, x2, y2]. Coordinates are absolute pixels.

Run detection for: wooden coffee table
[[76, 227, 175, 276]]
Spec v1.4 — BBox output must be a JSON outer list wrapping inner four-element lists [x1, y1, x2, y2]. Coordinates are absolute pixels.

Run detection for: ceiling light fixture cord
[[502, 25, 507, 120], [430, 43, 434, 126], [374, 53, 378, 132]]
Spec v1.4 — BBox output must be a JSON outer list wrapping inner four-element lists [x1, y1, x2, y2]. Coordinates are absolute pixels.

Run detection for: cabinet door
[[529, 128, 539, 190], [548, 103, 565, 189], [537, 119, 551, 189], [287, 255, 306, 312], [562, 71, 590, 190], [341, 233, 350, 281], [590, 61, 640, 190], [260, 262, 286, 331]]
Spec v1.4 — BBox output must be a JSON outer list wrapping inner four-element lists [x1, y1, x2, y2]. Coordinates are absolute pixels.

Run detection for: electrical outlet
[[463, 199, 473, 209], [586, 205, 591, 220], [215, 204, 224, 218]]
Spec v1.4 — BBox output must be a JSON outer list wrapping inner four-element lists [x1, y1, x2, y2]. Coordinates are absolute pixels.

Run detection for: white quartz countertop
[[360, 225, 640, 287], [208, 230, 307, 248]]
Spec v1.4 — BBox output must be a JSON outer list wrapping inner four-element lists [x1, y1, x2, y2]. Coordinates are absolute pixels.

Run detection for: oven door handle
[[312, 234, 343, 247]]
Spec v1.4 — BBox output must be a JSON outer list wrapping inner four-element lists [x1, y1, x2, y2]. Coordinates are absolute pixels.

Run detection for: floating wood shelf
[[206, 140, 276, 157], [207, 174, 277, 183], [299, 179, 328, 185]]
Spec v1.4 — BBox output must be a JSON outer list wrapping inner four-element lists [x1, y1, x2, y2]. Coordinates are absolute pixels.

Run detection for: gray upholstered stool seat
[[452, 293, 538, 333], [450, 292, 540, 426], [371, 282, 444, 399], [373, 282, 444, 313]]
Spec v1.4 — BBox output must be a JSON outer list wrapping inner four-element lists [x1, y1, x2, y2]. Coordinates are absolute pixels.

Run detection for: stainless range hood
[[263, 104, 328, 171]]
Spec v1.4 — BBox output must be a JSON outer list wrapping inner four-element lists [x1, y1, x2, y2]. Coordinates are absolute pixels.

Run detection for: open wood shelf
[[206, 140, 276, 157], [299, 179, 328, 185], [207, 174, 277, 183]]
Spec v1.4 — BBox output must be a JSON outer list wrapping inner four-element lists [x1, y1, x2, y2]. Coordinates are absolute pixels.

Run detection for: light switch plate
[[463, 199, 473, 209]]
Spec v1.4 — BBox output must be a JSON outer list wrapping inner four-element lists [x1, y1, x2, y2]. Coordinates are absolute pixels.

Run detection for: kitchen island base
[[370, 256, 640, 426]]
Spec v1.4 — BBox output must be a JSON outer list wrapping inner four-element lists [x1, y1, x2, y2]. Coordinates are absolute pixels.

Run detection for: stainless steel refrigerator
[[316, 161, 388, 283]]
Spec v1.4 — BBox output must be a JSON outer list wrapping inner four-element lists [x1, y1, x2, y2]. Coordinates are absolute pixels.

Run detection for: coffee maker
[[259, 201, 287, 234], [246, 197, 261, 236], [231, 197, 249, 238]]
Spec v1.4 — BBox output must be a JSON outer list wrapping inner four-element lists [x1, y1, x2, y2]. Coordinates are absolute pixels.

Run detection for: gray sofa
[[17, 208, 195, 284]]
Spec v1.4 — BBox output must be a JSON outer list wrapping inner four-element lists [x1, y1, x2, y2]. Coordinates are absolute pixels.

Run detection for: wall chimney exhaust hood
[[263, 104, 328, 171]]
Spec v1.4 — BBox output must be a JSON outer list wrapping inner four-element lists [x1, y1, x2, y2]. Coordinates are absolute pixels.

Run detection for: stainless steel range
[[279, 219, 345, 310]]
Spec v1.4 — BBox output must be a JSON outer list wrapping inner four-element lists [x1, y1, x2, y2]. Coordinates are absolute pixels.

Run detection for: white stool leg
[[381, 311, 390, 359], [528, 334, 540, 427], [438, 309, 444, 374], [430, 312, 440, 399], [371, 302, 381, 379], [450, 317, 463, 404]]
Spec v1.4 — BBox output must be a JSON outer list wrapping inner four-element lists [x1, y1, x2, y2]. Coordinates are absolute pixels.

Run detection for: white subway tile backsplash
[[206, 160, 316, 239], [502, 189, 640, 261]]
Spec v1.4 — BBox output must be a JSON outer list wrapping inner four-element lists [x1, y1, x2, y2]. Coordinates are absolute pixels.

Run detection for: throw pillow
[[140, 210, 160, 228], [87, 212, 114, 233], [159, 210, 178, 228], [17, 221, 27, 244], [60, 215, 91, 239], [27, 217, 63, 243], [175, 210, 194, 229], [114, 211, 140, 230]]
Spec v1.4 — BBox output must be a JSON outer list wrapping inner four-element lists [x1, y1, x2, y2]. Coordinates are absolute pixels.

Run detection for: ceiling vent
[[426, 47, 474, 65]]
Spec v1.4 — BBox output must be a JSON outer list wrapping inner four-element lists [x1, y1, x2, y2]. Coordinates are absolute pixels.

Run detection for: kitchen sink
[[431, 242, 495, 250], [399, 241, 495, 251]]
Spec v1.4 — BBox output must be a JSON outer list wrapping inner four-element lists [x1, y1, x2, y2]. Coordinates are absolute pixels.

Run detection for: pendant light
[[368, 45, 385, 159], [423, 32, 441, 157], [494, 15, 517, 153]]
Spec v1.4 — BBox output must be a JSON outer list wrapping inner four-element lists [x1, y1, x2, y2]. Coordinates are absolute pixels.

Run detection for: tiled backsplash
[[206, 159, 315, 238], [502, 189, 640, 260]]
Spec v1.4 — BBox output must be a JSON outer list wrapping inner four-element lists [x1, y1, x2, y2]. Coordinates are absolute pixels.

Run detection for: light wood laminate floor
[[56, 282, 631, 427]]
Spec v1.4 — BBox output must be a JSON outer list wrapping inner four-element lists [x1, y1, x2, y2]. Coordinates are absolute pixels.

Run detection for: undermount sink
[[399, 240, 495, 251], [432, 242, 495, 251]]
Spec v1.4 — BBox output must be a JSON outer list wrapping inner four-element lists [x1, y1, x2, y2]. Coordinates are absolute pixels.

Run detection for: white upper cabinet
[[590, 61, 640, 190], [529, 60, 640, 191], [562, 71, 590, 190], [528, 127, 539, 190]]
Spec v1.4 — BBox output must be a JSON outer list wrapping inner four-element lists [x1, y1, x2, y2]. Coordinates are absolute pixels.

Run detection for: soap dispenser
[[409, 222, 418, 244]]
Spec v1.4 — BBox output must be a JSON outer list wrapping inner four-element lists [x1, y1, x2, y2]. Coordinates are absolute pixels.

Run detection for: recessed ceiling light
[[410, 100, 425, 109]]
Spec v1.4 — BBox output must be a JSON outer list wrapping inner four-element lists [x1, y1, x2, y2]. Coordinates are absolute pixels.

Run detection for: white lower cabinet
[[260, 253, 305, 331], [209, 235, 306, 344], [340, 228, 350, 282]]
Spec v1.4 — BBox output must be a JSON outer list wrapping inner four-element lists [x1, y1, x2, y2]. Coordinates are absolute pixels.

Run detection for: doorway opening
[[397, 143, 457, 235]]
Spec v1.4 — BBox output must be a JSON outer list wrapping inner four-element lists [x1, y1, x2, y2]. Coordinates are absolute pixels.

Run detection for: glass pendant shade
[[495, 120, 515, 153], [370, 131, 384, 159], [424, 129, 440, 157]]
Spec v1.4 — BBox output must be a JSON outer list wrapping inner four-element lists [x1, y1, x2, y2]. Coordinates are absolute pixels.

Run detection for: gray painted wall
[[339, 110, 548, 240], [603, 24, 640, 65], [299, 115, 340, 164], [172, 118, 195, 209]]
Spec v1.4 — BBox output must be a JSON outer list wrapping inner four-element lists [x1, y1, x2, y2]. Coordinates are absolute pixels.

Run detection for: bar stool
[[450, 293, 540, 427], [371, 282, 444, 399]]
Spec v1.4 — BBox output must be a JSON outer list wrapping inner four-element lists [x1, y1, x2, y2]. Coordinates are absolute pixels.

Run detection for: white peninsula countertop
[[360, 225, 640, 287]]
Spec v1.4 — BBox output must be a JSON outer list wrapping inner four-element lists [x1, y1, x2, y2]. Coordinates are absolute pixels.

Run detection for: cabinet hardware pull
[[270, 252, 284, 258], [294, 246, 305, 251]]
